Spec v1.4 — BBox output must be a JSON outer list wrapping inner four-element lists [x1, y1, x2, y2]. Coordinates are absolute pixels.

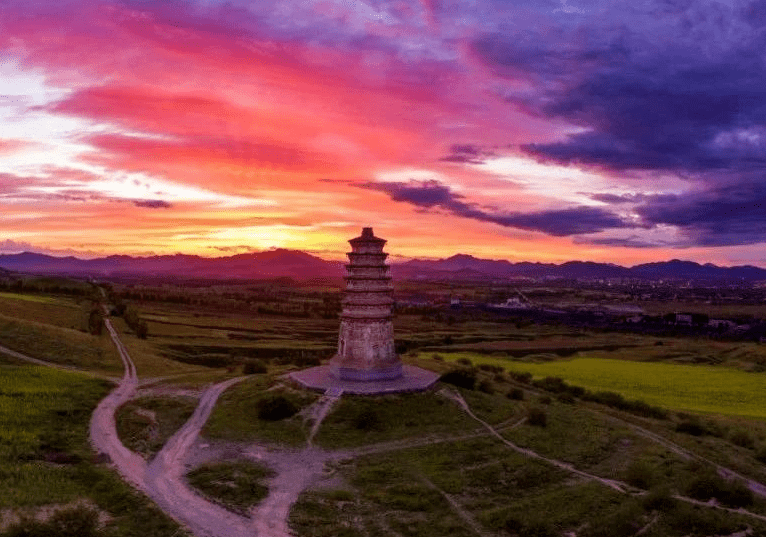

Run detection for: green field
[[436, 353, 766, 418], [0, 292, 59, 304]]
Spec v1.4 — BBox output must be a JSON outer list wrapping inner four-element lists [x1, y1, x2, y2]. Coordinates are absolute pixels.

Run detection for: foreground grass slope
[[0, 361, 186, 536]]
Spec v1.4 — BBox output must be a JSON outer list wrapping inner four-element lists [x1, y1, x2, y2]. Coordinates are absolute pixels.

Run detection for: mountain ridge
[[1, 250, 765, 282]]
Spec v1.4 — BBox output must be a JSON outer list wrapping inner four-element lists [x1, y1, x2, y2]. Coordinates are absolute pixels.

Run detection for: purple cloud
[[133, 199, 173, 209], [362, 179, 632, 236]]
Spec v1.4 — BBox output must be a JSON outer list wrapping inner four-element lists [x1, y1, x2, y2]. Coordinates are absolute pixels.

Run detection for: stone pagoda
[[329, 227, 401, 381], [289, 227, 438, 395]]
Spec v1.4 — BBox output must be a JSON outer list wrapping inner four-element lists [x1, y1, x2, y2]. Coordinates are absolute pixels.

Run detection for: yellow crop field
[[437, 353, 766, 418]]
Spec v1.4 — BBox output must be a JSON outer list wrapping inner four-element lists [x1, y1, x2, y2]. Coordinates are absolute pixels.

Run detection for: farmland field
[[434, 353, 766, 418], [0, 292, 59, 304]]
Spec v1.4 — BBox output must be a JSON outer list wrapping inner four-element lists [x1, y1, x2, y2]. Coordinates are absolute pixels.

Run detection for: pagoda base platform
[[288, 364, 439, 395]]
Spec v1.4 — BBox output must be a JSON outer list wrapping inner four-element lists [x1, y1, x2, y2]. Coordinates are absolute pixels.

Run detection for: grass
[[115, 396, 198, 458], [0, 292, 60, 304], [0, 364, 188, 536], [186, 460, 276, 515], [203, 375, 317, 446], [0, 293, 93, 332], [313, 391, 483, 448], [0, 312, 122, 374], [434, 353, 766, 418]]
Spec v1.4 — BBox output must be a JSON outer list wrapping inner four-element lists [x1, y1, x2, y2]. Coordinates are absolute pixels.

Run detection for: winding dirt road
[[89, 317, 147, 489]]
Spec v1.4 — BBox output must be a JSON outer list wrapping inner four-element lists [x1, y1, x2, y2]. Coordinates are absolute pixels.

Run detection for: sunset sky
[[2, 0, 766, 265]]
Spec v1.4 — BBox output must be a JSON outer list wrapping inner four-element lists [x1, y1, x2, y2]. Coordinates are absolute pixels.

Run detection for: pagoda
[[289, 227, 438, 395], [329, 227, 402, 381]]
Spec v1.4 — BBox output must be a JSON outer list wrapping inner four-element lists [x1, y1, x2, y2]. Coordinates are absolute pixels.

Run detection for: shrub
[[625, 460, 655, 489], [528, 407, 547, 427], [478, 364, 504, 374], [431, 354, 444, 361], [507, 388, 525, 400], [730, 429, 755, 449], [556, 392, 575, 404], [477, 379, 494, 394], [256, 394, 299, 421], [538, 395, 551, 405], [532, 376, 568, 393], [641, 485, 677, 511], [2, 505, 100, 537], [686, 471, 754, 508], [439, 368, 477, 390], [509, 371, 532, 384], [503, 516, 556, 537], [581, 501, 643, 537], [676, 419, 707, 436], [755, 444, 766, 463], [351, 407, 383, 431], [666, 504, 744, 536], [242, 359, 268, 375], [456, 357, 473, 367]]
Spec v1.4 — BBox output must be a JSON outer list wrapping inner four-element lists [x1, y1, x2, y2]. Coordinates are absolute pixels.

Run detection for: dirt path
[[90, 312, 263, 536], [442, 387, 766, 525], [439, 388, 629, 492], [89, 317, 147, 489], [145, 377, 255, 537], [592, 410, 766, 498]]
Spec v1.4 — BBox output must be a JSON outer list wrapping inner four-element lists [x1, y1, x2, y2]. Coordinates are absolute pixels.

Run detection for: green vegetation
[[186, 460, 276, 514], [314, 392, 484, 448], [0, 365, 187, 536], [0, 311, 122, 374], [434, 353, 766, 418], [204, 376, 317, 445], [0, 292, 59, 304], [115, 396, 198, 458]]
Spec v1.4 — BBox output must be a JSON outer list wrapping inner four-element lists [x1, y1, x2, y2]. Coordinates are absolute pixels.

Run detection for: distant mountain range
[[2, 250, 766, 283]]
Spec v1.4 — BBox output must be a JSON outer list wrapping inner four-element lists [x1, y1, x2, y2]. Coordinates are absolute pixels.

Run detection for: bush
[[431, 354, 444, 361], [538, 395, 551, 405], [507, 388, 525, 400], [625, 460, 655, 489], [351, 407, 383, 431], [686, 471, 754, 508], [456, 357, 473, 367], [477, 379, 494, 394], [581, 501, 643, 537], [666, 504, 744, 536], [532, 376, 568, 393], [730, 429, 755, 449], [503, 515, 557, 537], [243, 359, 268, 375], [755, 444, 766, 463], [556, 392, 575, 404], [528, 407, 547, 427], [478, 364, 504, 374], [509, 371, 532, 384], [641, 485, 677, 511], [676, 419, 707, 436], [256, 394, 299, 421], [2, 505, 100, 537], [439, 368, 477, 390]]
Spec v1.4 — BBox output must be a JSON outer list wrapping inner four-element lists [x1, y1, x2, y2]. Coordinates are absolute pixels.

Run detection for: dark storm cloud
[[635, 176, 766, 246], [362, 180, 632, 236], [473, 1, 766, 173], [471, 0, 766, 246]]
